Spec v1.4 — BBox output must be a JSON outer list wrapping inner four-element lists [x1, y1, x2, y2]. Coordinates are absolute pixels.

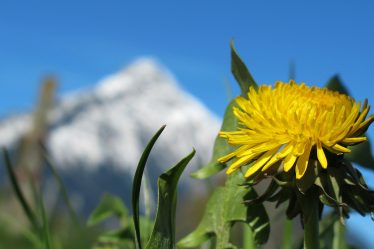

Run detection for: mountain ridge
[[0, 58, 221, 212]]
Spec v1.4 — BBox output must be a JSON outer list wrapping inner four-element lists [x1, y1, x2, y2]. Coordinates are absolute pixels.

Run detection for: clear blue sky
[[1, 0, 374, 246]]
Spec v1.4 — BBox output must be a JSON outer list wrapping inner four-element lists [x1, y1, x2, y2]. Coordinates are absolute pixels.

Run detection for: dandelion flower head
[[219, 80, 374, 179]]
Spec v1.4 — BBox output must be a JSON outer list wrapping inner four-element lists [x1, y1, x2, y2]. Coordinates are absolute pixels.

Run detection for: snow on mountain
[[0, 58, 221, 212]]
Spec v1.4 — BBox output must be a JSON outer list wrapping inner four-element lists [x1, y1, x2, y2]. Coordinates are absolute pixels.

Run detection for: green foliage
[[132, 125, 166, 249], [88, 194, 145, 249], [2, 147, 96, 249], [89, 125, 195, 249], [190, 100, 237, 179], [325, 75, 374, 170], [88, 194, 129, 226], [188, 42, 270, 248], [3, 43, 374, 249], [191, 42, 259, 179], [41, 144, 79, 224], [280, 220, 293, 249], [178, 171, 270, 249], [2, 149, 39, 231], [146, 150, 195, 249], [230, 40, 258, 96], [38, 192, 52, 249]]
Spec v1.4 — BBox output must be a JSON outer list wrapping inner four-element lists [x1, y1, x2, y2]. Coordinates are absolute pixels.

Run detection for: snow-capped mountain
[[0, 58, 221, 212]]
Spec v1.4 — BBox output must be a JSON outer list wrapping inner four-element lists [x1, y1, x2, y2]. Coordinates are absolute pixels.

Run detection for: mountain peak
[[94, 58, 175, 100], [0, 59, 221, 211]]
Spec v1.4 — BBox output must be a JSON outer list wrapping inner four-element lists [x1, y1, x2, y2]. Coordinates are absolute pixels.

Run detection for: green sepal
[[296, 160, 319, 193], [244, 180, 279, 205], [230, 40, 258, 96], [178, 171, 270, 248], [286, 194, 300, 220]]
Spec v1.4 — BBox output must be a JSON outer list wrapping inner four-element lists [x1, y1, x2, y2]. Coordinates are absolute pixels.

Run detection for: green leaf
[[325, 75, 374, 170], [325, 75, 349, 95], [98, 216, 153, 247], [87, 194, 128, 226], [230, 40, 258, 96], [2, 148, 39, 231], [191, 100, 238, 179], [345, 139, 374, 170], [280, 219, 293, 249], [192, 42, 258, 179], [38, 191, 52, 249], [145, 150, 195, 249], [132, 125, 166, 249], [40, 143, 79, 225], [178, 171, 270, 248]]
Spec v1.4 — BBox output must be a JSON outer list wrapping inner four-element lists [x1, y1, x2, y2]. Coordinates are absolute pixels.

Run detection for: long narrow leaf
[[38, 190, 52, 249], [40, 143, 79, 225], [2, 148, 39, 231], [132, 125, 166, 249], [145, 149, 195, 249]]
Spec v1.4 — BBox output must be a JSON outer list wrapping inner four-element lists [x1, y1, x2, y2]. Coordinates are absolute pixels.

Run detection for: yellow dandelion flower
[[218, 80, 374, 179]]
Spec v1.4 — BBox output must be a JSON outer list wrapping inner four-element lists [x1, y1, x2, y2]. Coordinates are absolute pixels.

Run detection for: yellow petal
[[332, 144, 351, 153], [244, 146, 280, 178], [283, 154, 297, 172], [316, 141, 327, 169], [226, 153, 257, 174], [262, 143, 294, 171], [342, 137, 367, 144], [295, 142, 312, 179], [355, 115, 374, 134], [218, 151, 236, 163]]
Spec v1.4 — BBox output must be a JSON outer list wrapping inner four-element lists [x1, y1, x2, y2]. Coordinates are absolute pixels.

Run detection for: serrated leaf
[[132, 125, 166, 249], [230, 40, 258, 96], [325, 75, 374, 170], [191, 100, 238, 179], [178, 171, 270, 248], [87, 194, 128, 226], [145, 150, 195, 249]]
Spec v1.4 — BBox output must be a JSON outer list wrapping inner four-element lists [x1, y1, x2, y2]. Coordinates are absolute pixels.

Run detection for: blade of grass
[[38, 188, 52, 249], [39, 143, 79, 225], [142, 172, 152, 219], [2, 148, 39, 231], [132, 125, 166, 249]]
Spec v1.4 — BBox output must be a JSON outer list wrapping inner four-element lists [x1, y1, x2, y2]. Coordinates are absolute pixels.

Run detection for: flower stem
[[300, 190, 320, 249]]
